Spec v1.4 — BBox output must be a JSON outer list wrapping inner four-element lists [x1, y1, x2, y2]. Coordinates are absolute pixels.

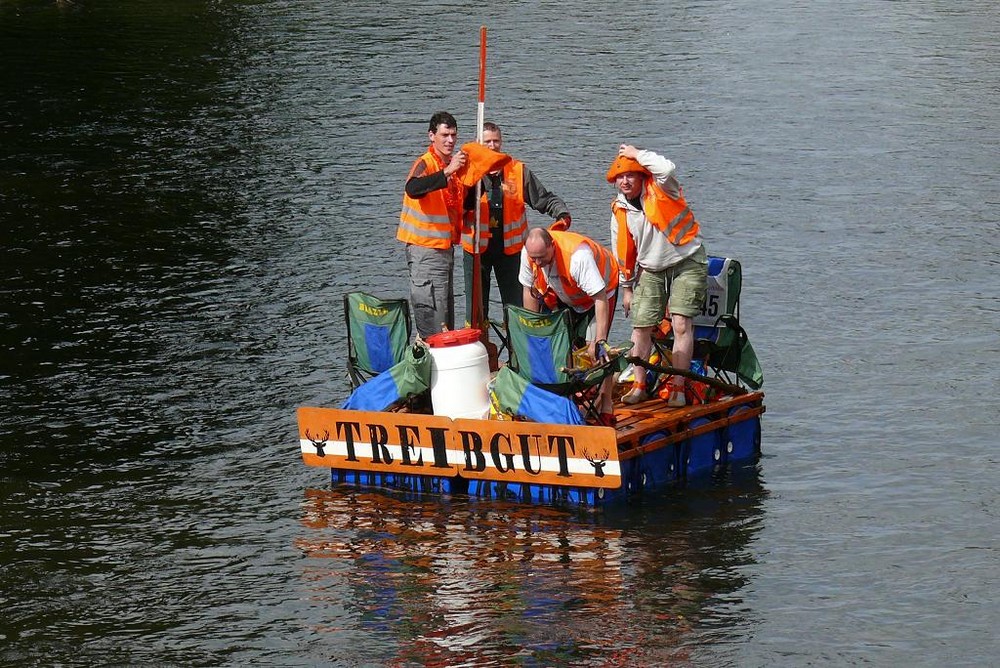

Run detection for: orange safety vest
[[529, 231, 619, 311], [398, 150, 465, 249], [613, 177, 700, 248], [461, 160, 527, 255]]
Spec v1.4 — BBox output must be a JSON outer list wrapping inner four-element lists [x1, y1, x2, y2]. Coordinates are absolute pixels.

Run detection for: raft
[[297, 386, 763, 508], [298, 255, 764, 508]]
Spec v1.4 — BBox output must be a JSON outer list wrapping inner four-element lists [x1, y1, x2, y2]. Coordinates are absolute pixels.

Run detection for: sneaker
[[665, 385, 686, 408], [622, 384, 648, 405]]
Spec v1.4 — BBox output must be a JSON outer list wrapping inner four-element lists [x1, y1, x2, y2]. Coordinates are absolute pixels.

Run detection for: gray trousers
[[405, 244, 455, 338]]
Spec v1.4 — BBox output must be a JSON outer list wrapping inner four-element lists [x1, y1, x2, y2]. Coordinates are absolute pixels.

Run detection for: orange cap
[[606, 156, 648, 183]]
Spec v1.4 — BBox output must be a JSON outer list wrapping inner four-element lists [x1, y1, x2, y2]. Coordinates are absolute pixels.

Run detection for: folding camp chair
[[468, 315, 510, 369], [487, 316, 511, 363], [343, 291, 413, 389], [651, 256, 763, 391], [503, 305, 630, 423]]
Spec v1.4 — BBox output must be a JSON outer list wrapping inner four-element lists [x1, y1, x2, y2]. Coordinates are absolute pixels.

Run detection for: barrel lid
[[425, 328, 481, 348]]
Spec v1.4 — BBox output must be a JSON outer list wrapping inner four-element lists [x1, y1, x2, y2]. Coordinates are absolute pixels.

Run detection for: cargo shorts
[[630, 246, 708, 327]]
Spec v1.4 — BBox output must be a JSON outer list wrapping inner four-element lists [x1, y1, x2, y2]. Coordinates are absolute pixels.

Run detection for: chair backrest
[[693, 256, 742, 345], [693, 256, 763, 390], [343, 292, 412, 388], [503, 305, 631, 423], [504, 305, 575, 387]]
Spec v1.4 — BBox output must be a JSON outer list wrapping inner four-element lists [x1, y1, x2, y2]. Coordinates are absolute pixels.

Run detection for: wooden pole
[[471, 26, 486, 332], [471, 26, 500, 370]]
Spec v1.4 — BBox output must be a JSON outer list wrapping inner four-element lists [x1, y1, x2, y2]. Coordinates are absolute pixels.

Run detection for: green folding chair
[[343, 291, 413, 389], [505, 305, 575, 388], [503, 305, 630, 423]]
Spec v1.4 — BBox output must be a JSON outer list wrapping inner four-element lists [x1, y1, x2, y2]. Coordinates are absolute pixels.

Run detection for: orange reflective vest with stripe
[[612, 179, 701, 279], [529, 231, 619, 311], [461, 160, 527, 255], [398, 151, 464, 249]]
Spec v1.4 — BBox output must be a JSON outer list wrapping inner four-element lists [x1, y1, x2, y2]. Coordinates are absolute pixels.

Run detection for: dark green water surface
[[2, 1, 997, 665]]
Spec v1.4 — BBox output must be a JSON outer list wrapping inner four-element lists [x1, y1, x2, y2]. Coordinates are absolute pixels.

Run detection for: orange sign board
[[297, 407, 621, 489]]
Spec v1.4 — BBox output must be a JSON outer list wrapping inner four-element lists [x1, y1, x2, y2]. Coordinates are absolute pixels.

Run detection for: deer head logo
[[304, 429, 329, 458], [582, 448, 610, 477]]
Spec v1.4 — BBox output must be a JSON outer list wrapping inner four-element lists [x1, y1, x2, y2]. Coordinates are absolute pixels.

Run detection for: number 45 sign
[[693, 257, 735, 328]]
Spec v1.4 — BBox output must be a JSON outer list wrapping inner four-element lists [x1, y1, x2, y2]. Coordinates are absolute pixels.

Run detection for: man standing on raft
[[398, 111, 509, 338], [608, 143, 708, 408]]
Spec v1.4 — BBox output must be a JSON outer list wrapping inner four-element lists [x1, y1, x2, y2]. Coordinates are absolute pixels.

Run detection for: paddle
[[471, 25, 500, 371], [626, 356, 749, 397]]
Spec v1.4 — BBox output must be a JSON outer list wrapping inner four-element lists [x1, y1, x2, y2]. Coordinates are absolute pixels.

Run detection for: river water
[[1, 1, 997, 665]]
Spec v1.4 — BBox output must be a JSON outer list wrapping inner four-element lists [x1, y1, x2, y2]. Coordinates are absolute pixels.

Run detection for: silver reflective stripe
[[461, 232, 488, 248], [462, 218, 489, 243], [401, 204, 452, 226], [666, 206, 691, 229], [399, 219, 451, 239], [504, 213, 527, 242], [666, 208, 695, 241]]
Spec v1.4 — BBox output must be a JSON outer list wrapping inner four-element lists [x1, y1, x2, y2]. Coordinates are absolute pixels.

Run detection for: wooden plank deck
[[612, 391, 765, 459]]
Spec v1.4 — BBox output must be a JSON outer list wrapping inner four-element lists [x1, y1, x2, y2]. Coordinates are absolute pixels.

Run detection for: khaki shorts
[[630, 247, 708, 327]]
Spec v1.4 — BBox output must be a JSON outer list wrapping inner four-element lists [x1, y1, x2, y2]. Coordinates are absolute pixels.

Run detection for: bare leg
[[630, 325, 654, 368], [622, 325, 655, 404], [670, 312, 694, 391], [598, 375, 614, 416]]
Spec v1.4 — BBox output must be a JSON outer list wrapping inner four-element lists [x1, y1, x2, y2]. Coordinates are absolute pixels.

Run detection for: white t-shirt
[[518, 245, 610, 313]]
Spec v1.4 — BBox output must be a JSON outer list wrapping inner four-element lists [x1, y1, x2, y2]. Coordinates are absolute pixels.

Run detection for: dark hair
[[429, 111, 458, 133], [483, 121, 501, 136]]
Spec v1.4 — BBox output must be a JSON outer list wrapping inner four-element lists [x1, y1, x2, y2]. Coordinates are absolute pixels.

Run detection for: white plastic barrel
[[426, 328, 491, 419]]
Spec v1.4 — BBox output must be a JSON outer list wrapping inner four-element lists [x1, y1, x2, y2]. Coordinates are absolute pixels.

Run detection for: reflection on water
[[296, 465, 767, 665]]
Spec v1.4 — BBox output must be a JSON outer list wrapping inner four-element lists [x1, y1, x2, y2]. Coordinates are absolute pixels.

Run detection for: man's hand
[[550, 214, 571, 231], [444, 150, 467, 176], [585, 339, 609, 363], [618, 144, 639, 159], [622, 286, 633, 317]]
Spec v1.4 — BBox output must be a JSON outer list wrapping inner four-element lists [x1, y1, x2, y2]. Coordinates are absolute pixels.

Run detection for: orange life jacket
[[529, 231, 619, 311], [461, 160, 527, 255], [455, 142, 512, 187], [398, 149, 465, 249], [613, 178, 700, 247], [612, 209, 639, 283]]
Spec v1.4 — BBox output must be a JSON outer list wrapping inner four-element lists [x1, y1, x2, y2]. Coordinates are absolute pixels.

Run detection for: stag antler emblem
[[304, 429, 329, 457], [582, 448, 610, 477]]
